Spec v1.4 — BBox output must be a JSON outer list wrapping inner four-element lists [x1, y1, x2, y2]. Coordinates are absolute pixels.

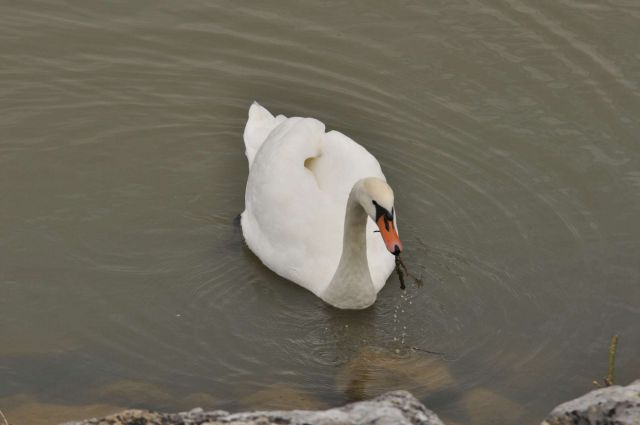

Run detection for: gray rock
[[542, 379, 640, 425], [62, 390, 444, 425]]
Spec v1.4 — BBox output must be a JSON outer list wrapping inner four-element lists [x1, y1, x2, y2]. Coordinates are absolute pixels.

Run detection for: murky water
[[2, 1, 640, 424]]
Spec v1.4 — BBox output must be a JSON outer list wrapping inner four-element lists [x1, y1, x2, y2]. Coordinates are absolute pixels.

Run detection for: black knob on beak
[[393, 245, 401, 256]]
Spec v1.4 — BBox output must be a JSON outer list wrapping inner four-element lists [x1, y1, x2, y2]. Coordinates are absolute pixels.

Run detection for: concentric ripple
[[1, 2, 639, 425]]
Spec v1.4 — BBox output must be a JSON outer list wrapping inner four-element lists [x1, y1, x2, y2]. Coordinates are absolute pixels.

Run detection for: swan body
[[241, 102, 402, 309]]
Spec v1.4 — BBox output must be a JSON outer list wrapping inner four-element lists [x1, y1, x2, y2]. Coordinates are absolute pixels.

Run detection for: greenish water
[[1, 1, 639, 424]]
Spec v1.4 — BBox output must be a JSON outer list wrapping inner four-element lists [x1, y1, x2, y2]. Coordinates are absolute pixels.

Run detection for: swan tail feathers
[[243, 102, 277, 168]]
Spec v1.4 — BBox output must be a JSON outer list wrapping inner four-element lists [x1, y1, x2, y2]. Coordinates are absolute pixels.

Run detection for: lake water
[[1, 1, 639, 424]]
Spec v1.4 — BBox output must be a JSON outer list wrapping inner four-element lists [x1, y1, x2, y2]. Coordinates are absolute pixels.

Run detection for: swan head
[[357, 178, 403, 256]]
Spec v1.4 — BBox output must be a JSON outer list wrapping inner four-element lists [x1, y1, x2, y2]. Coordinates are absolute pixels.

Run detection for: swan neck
[[322, 185, 375, 309]]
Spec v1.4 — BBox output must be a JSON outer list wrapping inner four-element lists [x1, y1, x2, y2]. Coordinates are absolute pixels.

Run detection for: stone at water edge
[[239, 383, 327, 410], [541, 379, 640, 425], [335, 346, 455, 401], [92, 379, 173, 407], [460, 387, 528, 425], [61, 390, 445, 425]]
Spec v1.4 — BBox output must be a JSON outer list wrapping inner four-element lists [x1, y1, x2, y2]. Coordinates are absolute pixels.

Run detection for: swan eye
[[372, 200, 394, 228]]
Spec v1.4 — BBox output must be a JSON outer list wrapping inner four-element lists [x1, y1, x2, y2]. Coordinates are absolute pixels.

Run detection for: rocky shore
[[63, 380, 639, 425], [541, 379, 639, 425], [62, 391, 443, 425]]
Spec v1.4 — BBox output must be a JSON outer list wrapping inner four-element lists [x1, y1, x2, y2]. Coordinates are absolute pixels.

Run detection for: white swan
[[240, 102, 403, 309]]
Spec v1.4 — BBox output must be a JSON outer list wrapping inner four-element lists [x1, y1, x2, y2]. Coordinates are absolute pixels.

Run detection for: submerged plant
[[593, 334, 619, 388]]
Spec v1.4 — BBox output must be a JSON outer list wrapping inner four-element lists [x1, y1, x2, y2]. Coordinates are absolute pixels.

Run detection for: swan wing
[[242, 112, 341, 294], [242, 104, 395, 295], [243, 102, 286, 168]]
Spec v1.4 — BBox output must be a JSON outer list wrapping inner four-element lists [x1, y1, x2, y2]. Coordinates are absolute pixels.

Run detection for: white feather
[[241, 102, 397, 309]]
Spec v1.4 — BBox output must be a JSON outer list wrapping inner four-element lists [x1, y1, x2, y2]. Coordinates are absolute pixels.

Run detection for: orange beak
[[376, 215, 403, 256]]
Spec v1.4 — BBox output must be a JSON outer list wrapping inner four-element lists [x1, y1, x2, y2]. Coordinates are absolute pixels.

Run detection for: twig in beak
[[395, 256, 406, 290], [394, 255, 423, 290]]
